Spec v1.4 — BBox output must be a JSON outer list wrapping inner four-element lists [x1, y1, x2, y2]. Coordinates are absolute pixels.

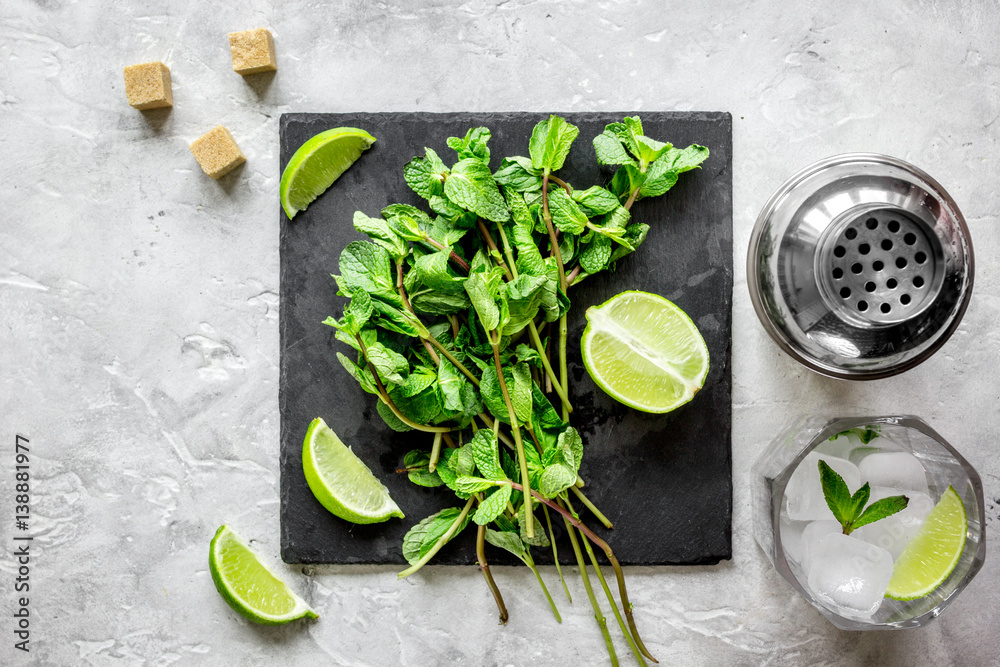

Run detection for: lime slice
[[209, 525, 317, 624], [581, 290, 709, 413], [280, 127, 376, 219], [885, 486, 967, 600], [303, 417, 404, 523]]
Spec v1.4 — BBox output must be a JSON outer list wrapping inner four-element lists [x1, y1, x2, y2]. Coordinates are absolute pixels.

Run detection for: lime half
[[885, 486, 967, 601], [303, 417, 404, 524], [209, 525, 317, 625], [280, 127, 376, 219], [581, 291, 709, 413]]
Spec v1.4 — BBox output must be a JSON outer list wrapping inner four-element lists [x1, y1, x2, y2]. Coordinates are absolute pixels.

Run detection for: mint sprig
[[819, 459, 909, 534]]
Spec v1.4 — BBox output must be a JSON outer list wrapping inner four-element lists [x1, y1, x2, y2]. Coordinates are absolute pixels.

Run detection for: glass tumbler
[[752, 415, 986, 630]]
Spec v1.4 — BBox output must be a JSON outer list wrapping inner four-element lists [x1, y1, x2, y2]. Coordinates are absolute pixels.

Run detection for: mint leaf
[[578, 234, 613, 274], [471, 428, 505, 481], [494, 156, 542, 192], [473, 484, 512, 525], [847, 483, 872, 523], [365, 341, 409, 386], [396, 365, 436, 398], [558, 427, 583, 473], [464, 260, 504, 333], [402, 507, 471, 565], [593, 131, 636, 167], [514, 343, 542, 367], [414, 248, 466, 295], [539, 463, 576, 498], [572, 186, 620, 216], [410, 289, 470, 315], [447, 127, 492, 164], [382, 204, 432, 242], [484, 528, 528, 563], [376, 399, 412, 432], [547, 189, 588, 235], [454, 475, 498, 495], [511, 362, 533, 427], [502, 274, 546, 335], [444, 159, 509, 223], [337, 241, 400, 305], [655, 144, 710, 173], [852, 495, 910, 531], [479, 365, 509, 425], [518, 502, 550, 547], [610, 223, 650, 263], [437, 358, 464, 412], [336, 352, 378, 395], [369, 298, 422, 337], [529, 115, 579, 172], [403, 450, 444, 488], [818, 459, 853, 526], [634, 135, 672, 164], [352, 211, 409, 260], [403, 147, 449, 199], [389, 381, 442, 425]]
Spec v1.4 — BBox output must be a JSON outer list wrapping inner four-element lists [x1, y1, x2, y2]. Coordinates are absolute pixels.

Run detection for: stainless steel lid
[[747, 153, 974, 380]]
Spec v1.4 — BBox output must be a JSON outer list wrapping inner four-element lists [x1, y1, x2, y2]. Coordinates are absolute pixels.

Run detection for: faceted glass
[[752, 415, 986, 630]]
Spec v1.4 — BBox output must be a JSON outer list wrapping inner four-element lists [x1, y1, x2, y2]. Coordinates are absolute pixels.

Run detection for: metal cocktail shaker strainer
[[747, 154, 974, 380]]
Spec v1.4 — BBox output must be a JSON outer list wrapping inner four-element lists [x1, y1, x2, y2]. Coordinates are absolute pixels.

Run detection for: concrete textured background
[[1, 0, 997, 664]]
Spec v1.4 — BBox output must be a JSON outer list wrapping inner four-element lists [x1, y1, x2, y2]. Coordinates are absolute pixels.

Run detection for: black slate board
[[280, 112, 732, 565]]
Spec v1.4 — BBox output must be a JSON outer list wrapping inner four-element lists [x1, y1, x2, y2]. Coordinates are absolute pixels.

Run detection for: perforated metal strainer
[[747, 154, 974, 380]]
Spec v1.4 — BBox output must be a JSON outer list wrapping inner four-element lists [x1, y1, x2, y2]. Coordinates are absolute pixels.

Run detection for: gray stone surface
[[1, 0, 997, 664]]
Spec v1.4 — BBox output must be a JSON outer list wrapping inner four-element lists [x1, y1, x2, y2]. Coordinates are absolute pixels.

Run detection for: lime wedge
[[303, 417, 404, 523], [209, 525, 317, 624], [885, 486, 967, 600], [280, 127, 376, 219], [581, 291, 709, 413]]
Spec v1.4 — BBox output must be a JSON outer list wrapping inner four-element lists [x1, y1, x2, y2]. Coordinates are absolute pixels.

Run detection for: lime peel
[[209, 525, 317, 625]]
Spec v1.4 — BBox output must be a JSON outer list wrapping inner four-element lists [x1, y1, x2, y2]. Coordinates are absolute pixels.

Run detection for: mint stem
[[510, 482, 657, 664], [565, 496, 646, 667], [422, 235, 470, 272], [476, 522, 508, 624], [570, 485, 613, 529], [542, 504, 572, 603], [524, 549, 561, 622], [492, 341, 534, 538], [541, 170, 568, 290], [561, 511, 618, 666], [558, 314, 569, 422], [528, 321, 573, 415], [428, 432, 443, 473]]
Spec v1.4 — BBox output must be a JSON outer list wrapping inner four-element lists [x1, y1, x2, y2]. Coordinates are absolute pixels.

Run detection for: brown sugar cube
[[228, 28, 277, 75], [123, 61, 173, 110], [189, 126, 246, 179]]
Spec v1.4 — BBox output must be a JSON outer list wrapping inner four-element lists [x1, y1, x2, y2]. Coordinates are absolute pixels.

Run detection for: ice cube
[[858, 451, 929, 494], [780, 514, 809, 565], [854, 489, 934, 560], [846, 435, 903, 465], [807, 533, 894, 618], [800, 520, 843, 575], [785, 452, 862, 521], [815, 432, 863, 460]]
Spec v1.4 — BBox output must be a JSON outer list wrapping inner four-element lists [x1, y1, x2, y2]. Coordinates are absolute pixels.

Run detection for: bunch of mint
[[326, 115, 707, 665]]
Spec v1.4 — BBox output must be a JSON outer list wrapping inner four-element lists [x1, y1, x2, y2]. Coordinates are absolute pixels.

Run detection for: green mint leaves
[[818, 459, 909, 534]]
